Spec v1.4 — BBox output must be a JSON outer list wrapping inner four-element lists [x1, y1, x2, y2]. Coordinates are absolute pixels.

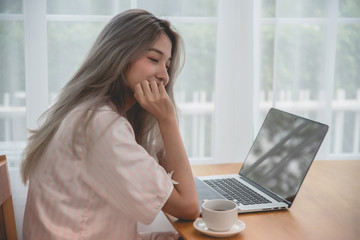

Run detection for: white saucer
[[193, 218, 246, 238]]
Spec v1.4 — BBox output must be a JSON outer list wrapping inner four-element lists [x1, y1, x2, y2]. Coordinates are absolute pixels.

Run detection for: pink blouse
[[22, 104, 174, 239]]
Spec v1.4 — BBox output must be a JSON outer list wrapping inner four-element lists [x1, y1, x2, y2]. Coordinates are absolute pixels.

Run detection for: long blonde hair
[[21, 9, 184, 184]]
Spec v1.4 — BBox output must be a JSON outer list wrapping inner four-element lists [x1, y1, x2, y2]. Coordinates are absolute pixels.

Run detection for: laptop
[[196, 108, 329, 213]]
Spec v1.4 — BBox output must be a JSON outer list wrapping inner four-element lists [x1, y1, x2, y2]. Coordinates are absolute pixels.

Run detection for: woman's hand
[[134, 80, 200, 220], [134, 80, 176, 123]]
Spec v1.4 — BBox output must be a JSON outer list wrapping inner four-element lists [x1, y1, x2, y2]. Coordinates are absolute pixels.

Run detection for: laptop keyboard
[[203, 178, 272, 205]]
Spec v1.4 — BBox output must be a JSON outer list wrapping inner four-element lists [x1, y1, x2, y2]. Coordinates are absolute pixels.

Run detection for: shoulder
[[93, 104, 130, 127], [86, 103, 134, 138]]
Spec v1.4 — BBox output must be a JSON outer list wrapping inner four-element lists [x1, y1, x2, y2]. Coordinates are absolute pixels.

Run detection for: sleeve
[[81, 110, 174, 225]]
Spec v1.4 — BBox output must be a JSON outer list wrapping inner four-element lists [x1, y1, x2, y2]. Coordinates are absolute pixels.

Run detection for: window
[[1, 0, 359, 171], [0, 0, 25, 167], [255, 0, 360, 159]]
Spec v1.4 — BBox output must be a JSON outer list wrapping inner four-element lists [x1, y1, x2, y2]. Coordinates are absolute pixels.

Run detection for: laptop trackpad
[[195, 177, 225, 211]]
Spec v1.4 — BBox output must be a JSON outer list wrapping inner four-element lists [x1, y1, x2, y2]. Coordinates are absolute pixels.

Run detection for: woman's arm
[[134, 80, 200, 220]]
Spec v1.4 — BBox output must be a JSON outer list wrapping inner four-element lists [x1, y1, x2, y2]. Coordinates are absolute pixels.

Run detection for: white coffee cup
[[201, 199, 238, 232]]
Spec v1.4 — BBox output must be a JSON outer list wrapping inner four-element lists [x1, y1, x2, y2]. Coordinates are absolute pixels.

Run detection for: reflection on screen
[[240, 109, 328, 203]]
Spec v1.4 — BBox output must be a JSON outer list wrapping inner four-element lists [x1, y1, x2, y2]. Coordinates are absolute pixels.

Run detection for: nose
[[155, 65, 169, 86]]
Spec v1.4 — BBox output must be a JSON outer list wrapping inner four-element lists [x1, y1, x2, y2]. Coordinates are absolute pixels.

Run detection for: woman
[[21, 9, 199, 239]]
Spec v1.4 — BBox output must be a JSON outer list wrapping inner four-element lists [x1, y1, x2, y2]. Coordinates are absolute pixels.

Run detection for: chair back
[[0, 155, 18, 240]]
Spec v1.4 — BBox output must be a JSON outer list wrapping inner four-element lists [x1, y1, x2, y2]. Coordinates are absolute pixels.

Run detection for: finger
[[141, 80, 152, 96], [134, 83, 145, 102], [149, 81, 160, 95], [158, 83, 167, 95]]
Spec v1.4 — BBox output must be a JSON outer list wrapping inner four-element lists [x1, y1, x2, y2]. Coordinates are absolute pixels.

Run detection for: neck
[[125, 97, 137, 112]]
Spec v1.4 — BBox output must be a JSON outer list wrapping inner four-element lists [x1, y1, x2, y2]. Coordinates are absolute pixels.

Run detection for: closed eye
[[148, 57, 170, 72], [148, 57, 158, 63]]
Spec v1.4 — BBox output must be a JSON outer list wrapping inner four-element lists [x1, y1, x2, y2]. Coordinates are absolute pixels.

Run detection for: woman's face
[[126, 32, 172, 92]]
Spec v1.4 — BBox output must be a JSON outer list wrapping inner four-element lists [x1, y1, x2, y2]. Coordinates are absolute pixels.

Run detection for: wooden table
[[167, 160, 360, 240]]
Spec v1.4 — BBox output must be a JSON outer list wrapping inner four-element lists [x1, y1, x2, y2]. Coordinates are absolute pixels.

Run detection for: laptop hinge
[[239, 174, 291, 205]]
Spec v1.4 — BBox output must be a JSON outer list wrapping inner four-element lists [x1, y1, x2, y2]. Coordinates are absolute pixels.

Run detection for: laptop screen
[[240, 108, 328, 204]]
